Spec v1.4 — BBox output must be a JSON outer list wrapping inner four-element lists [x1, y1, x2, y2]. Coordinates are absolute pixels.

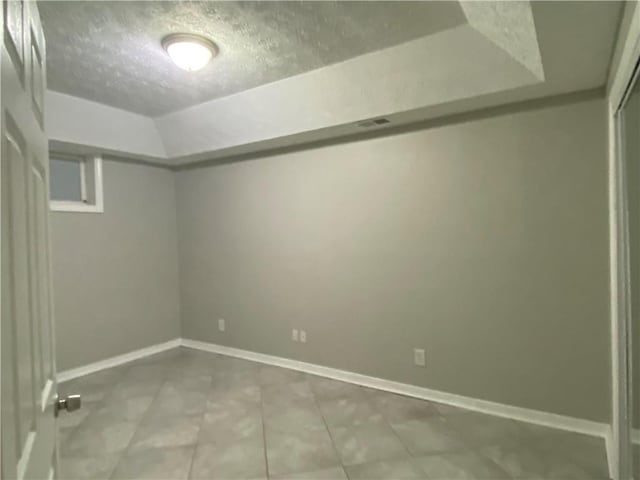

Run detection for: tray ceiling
[[43, 0, 623, 166], [40, 1, 467, 116]]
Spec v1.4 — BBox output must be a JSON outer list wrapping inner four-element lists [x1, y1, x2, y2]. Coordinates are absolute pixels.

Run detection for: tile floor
[[57, 347, 610, 479]]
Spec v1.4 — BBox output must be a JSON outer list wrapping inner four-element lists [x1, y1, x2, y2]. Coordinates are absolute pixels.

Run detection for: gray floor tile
[[270, 466, 348, 479], [526, 427, 609, 479], [206, 387, 261, 418], [265, 425, 340, 476], [149, 389, 208, 417], [147, 378, 211, 417], [213, 355, 260, 374], [330, 420, 408, 466], [60, 368, 124, 403], [59, 426, 75, 448], [94, 394, 155, 422], [317, 396, 384, 428], [262, 382, 325, 430], [414, 451, 510, 479], [262, 381, 314, 405], [124, 363, 169, 382], [57, 348, 611, 480], [264, 402, 326, 431], [60, 453, 122, 480], [211, 369, 259, 390], [189, 438, 266, 479], [61, 412, 138, 457], [345, 457, 426, 479], [390, 417, 469, 456], [369, 392, 440, 423], [199, 407, 263, 444], [57, 400, 97, 429], [111, 445, 195, 480], [162, 374, 213, 393], [213, 383, 261, 402], [480, 441, 606, 480], [165, 353, 217, 379], [544, 462, 610, 480], [309, 377, 366, 401], [108, 375, 165, 400], [167, 362, 215, 380], [129, 414, 202, 451], [259, 365, 308, 386], [446, 412, 530, 446]]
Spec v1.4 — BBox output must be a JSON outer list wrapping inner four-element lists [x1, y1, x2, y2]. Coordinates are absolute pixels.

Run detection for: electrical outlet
[[218, 318, 226, 332], [292, 329, 299, 342], [414, 348, 425, 367], [300, 330, 307, 343]]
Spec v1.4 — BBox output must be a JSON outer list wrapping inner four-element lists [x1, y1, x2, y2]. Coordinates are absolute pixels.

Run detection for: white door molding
[[607, 2, 640, 478]]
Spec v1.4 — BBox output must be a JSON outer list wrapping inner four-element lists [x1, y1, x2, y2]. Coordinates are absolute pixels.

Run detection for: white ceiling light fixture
[[162, 33, 218, 72]]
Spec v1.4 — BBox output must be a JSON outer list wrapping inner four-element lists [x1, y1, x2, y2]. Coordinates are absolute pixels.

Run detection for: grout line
[[367, 390, 431, 475], [188, 342, 614, 478], [306, 377, 348, 478], [64, 345, 613, 480], [108, 358, 181, 479], [103, 364, 142, 480], [185, 442, 200, 480], [181, 339, 609, 441], [185, 372, 214, 480], [58, 362, 134, 476], [258, 378, 271, 479], [437, 416, 513, 477]]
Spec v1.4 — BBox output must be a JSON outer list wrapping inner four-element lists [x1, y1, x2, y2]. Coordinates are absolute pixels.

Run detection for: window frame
[[49, 153, 104, 213]]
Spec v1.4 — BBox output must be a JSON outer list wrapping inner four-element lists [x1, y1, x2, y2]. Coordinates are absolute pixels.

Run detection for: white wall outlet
[[414, 348, 426, 367], [300, 330, 307, 343], [218, 318, 225, 332], [292, 329, 299, 342]]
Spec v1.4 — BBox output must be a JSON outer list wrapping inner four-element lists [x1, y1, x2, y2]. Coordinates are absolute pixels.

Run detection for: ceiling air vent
[[357, 117, 391, 128]]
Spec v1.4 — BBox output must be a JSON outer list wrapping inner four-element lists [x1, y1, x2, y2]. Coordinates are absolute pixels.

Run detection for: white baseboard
[[56, 338, 181, 383], [181, 338, 614, 478], [55, 336, 614, 478], [53, 336, 612, 440], [180, 338, 607, 436]]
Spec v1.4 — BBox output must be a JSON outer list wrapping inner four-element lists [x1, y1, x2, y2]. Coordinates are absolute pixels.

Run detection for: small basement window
[[49, 154, 104, 213]]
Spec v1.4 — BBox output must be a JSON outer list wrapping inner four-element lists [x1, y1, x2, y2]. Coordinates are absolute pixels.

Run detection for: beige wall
[[176, 97, 610, 422], [50, 96, 610, 421], [51, 160, 180, 371]]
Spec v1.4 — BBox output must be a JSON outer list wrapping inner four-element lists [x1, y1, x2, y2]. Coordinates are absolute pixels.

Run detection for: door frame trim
[[607, 2, 640, 478]]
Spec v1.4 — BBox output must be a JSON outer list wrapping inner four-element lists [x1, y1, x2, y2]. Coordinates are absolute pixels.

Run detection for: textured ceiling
[[45, 0, 623, 165], [460, 1, 544, 81], [39, 1, 466, 116]]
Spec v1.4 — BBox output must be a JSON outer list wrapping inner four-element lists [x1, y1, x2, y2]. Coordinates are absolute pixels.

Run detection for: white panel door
[[1, 1, 57, 479]]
